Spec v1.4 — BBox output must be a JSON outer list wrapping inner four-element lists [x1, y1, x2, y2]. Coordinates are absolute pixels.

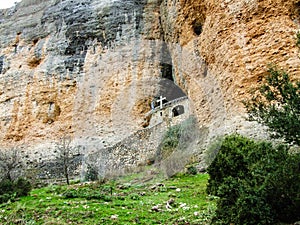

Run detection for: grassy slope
[[0, 173, 216, 225]]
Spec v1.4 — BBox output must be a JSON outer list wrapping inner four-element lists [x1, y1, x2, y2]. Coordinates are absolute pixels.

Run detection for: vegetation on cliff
[[206, 67, 300, 224], [245, 66, 300, 146]]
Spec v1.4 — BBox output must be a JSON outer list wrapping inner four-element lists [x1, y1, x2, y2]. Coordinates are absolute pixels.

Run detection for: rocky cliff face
[[0, 0, 162, 150], [0, 0, 300, 173]]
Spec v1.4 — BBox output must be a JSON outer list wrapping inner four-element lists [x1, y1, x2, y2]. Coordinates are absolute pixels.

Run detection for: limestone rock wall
[[0, 0, 163, 153], [160, 0, 300, 138], [0, 0, 300, 175]]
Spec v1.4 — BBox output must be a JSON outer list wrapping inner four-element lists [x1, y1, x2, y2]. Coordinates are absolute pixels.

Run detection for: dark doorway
[[160, 63, 173, 81], [172, 105, 185, 117]]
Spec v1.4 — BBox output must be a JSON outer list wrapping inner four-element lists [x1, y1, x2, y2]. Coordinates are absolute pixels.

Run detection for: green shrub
[[207, 134, 300, 224], [206, 135, 254, 196], [157, 117, 201, 178], [129, 193, 140, 200], [62, 189, 79, 198], [263, 152, 300, 222], [63, 187, 111, 201], [14, 177, 32, 197], [0, 193, 14, 204], [212, 177, 275, 225], [244, 66, 300, 146], [156, 125, 181, 161], [160, 151, 191, 178], [0, 179, 14, 196], [0, 177, 32, 204], [186, 165, 197, 175]]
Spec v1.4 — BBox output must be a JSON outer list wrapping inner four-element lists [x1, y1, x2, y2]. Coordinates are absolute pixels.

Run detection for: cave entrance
[[154, 44, 187, 109], [157, 61, 187, 104], [160, 63, 173, 81], [193, 24, 202, 36]]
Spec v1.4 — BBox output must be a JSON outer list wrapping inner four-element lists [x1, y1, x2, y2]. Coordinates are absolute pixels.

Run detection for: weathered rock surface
[[0, 0, 300, 177]]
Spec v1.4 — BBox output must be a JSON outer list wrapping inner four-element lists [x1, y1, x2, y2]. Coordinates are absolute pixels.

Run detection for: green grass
[[0, 173, 216, 225]]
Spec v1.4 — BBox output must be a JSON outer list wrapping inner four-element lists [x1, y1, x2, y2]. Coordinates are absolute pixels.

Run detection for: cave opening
[[160, 63, 173, 81], [157, 62, 187, 104], [155, 43, 187, 108], [193, 23, 203, 36]]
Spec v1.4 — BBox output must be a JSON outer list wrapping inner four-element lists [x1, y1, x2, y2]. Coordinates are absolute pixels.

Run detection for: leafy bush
[[207, 134, 300, 224], [62, 189, 79, 198], [0, 177, 32, 203], [245, 66, 300, 146], [63, 186, 112, 201], [186, 165, 198, 175], [157, 117, 201, 177], [129, 193, 140, 200], [156, 125, 181, 161], [160, 151, 191, 178], [0, 193, 14, 204], [0, 179, 14, 195], [14, 177, 32, 197], [206, 135, 253, 196]]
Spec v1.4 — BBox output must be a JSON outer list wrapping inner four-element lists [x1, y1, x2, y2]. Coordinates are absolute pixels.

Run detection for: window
[[172, 105, 184, 117]]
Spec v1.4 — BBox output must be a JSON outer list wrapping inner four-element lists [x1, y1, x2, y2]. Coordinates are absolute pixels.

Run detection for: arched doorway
[[172, 105, 184, 117]]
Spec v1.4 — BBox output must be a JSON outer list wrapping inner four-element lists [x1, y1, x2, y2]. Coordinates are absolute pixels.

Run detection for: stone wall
[[84, 106, 193, 178], [28, 107, 193, 182]]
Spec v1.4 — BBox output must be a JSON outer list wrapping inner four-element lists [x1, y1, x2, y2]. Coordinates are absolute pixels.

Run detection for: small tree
[[244, 66, 300, 145], [0, 147, 23, 181], [55, 136, 78, 185]]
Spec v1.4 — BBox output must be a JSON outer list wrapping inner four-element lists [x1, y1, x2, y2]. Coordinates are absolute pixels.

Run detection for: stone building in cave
[[144, 49, 191, 128], [146, 96, 190, 128]]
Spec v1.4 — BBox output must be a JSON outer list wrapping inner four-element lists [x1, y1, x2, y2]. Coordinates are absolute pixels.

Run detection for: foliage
[[0, 147, 31, 203], [244, 66, 300, 145], [0, 173, 216, 225], [207, 134, 300, 224], [157, 117, 201, 178], [156, 124, 181, 161], [63, 188, 108, 201], [161, 151, 191, 178], [186, 165, 198, 175], [157, 117, 200, 162], [14, 177, 32, 197], [0, 177, 32, 204]]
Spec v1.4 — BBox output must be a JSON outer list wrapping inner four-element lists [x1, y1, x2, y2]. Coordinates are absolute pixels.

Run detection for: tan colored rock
[[0, 0, 299, 167]]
